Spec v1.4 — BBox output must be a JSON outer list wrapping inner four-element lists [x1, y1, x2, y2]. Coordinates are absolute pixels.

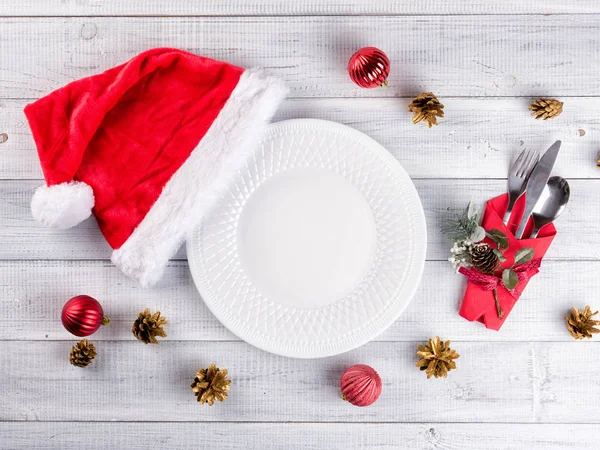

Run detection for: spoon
[[529, 176, 570, 238]]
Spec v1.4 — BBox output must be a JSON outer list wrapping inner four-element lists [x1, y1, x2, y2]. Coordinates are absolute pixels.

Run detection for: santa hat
[[25, 48, 287, 286]]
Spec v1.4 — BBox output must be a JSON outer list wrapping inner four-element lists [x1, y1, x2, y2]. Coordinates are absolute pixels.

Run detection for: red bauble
[[61, 295, 109, 337], [348, 47, 390, 88], [340, 364, 382, 407]]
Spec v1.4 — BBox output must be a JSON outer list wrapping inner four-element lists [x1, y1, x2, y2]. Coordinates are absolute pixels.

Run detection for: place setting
[[446, 140, 570, 330]]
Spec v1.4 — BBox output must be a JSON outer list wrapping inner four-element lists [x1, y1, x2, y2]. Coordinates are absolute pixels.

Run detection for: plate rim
[[187, 118, 427, 358]]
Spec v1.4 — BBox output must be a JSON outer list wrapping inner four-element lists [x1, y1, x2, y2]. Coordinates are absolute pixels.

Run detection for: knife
[[514, 140, 562, 239]]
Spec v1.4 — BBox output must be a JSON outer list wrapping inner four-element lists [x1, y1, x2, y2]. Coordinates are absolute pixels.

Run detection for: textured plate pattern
[[187, 119, 426, 358]]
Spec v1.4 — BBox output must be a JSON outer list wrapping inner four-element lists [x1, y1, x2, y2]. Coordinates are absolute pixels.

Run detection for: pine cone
[[132, 309, 167, 344], [566, 305, 600, 340], [408, 92, 444, 128], [191, 363, 232, 406], [416, 336, 459, 379], [69, 339, 97, 368], [529, 98, 563, 120], [469, 243, 499, 274]]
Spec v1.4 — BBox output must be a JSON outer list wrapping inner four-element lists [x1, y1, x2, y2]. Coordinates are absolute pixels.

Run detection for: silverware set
[[504, 140, 570, 239]]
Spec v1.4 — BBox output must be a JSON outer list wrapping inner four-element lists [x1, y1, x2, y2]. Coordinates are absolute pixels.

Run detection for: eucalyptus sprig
[[442, 202, 485, 244], [444, 202, 486, 270]]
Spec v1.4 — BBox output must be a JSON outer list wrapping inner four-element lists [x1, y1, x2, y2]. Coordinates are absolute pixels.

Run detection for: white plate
[[187, 119, 426, 358]]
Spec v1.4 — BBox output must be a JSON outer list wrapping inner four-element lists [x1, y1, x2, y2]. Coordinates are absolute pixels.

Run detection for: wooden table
[[1, 2, 599, 449]]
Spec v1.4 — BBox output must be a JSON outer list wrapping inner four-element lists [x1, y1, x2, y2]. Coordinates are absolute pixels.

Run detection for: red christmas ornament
[[340, 364, 382, 407], [348, 47, 390, 88], [61, 295, 109, 337]]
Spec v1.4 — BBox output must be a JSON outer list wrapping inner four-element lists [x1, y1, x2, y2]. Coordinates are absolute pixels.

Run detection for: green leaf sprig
[[501, 247, 535, 290], [483, 227, 535, 290], [486, 229, 508, 251]]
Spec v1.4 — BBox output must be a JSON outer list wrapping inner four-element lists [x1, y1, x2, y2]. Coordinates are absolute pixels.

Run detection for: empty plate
[[187, 119, 426, 358]]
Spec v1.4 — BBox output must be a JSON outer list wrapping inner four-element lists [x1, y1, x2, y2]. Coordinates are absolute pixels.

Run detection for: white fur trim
[[112, 69, 288, 286], [31, 181, 95, 229]]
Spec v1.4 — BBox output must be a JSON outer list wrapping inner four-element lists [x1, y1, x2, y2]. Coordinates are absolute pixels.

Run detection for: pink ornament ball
[[340, 364, 382, 407]]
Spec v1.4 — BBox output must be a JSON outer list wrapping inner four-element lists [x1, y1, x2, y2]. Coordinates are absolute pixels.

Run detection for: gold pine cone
[[416, 336, 459, 379], [566, 305, 600, 340], [69, 339, 97, 368], [469, 243, 499, 274], [191, 363, 232, 406], [132, 309, 167, 344], [529, 98, 563, 120], [408, 92, 444, 128]]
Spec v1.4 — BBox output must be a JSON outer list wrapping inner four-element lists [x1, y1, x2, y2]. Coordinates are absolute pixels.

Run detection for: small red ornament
[[340, 364, 382, 407], [61, 295, 109, 337], [348, 47, 390, 88]]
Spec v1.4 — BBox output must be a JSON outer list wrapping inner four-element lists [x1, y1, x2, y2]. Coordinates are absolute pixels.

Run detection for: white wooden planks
[[532, 342, 600, 423], [0, 16, 599, 99], [1, 2, 599, 449], [0, 260, 594, 342], [2, 1, 600, 16], [1, 422, 599, 450], [0, 340, 535, 422], [0, 180, 596, 261], [0, 340, 596, 423], [2, 98, 598, 181]]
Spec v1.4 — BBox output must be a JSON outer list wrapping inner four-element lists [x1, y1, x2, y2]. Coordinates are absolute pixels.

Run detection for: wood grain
[[1, 422, 598, 450], [0, 340, 535, 422], [2, 1, 600, 16], [0, 16, 599, 99], [0, 260, 593, 342], [532, 341, 600, 423], [2, 2, 600, 448], [0, 180, 596, 261], [2, 98, 598, 181]]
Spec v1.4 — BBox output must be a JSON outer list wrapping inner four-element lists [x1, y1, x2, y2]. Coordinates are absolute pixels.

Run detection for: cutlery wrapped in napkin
[[458, 193, 556, 330]]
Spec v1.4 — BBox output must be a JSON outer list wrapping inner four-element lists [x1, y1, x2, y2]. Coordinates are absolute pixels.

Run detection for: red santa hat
[[25, 48, 287, 286]]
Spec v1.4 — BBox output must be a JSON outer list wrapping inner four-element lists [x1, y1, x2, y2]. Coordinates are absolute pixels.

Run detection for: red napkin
[[458, 193, 556, 330]]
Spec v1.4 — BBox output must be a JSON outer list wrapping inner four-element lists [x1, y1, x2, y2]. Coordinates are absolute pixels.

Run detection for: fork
[[503, 148, 540, 226]]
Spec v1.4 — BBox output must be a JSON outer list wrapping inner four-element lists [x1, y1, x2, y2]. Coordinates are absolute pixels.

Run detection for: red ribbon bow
[[458, 258, 541, 298]]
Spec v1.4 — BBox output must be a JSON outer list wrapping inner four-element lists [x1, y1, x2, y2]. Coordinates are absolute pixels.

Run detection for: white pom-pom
[[31, 181, 95, 229]]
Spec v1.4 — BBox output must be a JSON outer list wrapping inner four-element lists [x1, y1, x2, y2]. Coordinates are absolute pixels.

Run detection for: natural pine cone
[[469, 243, 499, 274], [529, 98, 563, 120], [408, 92, 444, 128], [132, 309, 167, 344], [566, 305, 600, 340], [191, 363, 232, 406], [69, 339, 97, 368], [416, 336, 459, 379]]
